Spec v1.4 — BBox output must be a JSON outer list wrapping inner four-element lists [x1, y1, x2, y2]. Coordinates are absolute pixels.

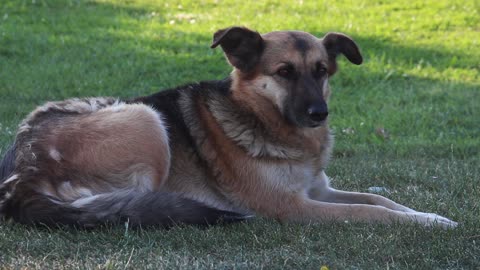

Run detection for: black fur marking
[[129, 78, 232, 156], [4, 189, 249, 228], [0, 144, 16, 182], [290, 33, 311, 57]]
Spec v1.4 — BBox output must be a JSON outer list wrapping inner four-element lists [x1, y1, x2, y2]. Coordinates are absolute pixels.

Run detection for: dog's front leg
[[271, 193, 456, 229], [302, 171, 457, 228], [308, 171, 416, 213]]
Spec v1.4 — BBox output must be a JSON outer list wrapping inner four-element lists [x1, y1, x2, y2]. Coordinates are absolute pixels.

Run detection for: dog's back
[[0, 96, 247, 227]]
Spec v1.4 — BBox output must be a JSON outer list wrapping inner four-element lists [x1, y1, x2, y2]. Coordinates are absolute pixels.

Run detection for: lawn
[[0, 0, 479, 268]]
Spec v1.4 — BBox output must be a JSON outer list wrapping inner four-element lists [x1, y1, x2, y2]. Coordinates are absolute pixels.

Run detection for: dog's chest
[[255, 160, 320, 192]]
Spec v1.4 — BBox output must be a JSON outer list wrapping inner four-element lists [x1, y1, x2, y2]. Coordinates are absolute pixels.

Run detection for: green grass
[[0, 0, 479, 268]]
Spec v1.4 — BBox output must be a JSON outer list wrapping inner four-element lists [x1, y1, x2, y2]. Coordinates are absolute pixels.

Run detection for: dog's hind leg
[[4, 101, 172, 207], [45, 103, 171, 195]]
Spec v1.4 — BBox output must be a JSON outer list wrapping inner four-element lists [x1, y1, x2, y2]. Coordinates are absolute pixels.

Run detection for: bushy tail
[[1, 143, 249, 228], [5, 189, 248, 228], [0, 144, 15, 183]]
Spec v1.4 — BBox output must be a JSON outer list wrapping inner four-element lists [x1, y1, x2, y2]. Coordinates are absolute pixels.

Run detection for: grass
[[0, 0, 478, 268]]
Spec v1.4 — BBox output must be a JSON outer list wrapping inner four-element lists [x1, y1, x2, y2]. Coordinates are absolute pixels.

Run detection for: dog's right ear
[[211, 26, 264, 73]]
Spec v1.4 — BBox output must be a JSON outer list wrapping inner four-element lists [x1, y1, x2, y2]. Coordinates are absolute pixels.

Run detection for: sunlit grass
[[0, 0, 478, 268]]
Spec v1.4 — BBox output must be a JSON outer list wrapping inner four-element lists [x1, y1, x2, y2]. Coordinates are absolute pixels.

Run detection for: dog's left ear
[[211, 26, 264, 72], [321, 33, 362, 75]]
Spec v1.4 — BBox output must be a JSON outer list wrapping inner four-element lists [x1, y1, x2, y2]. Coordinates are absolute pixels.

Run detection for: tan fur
[[12, 100, 170, 204], [1, 27, 457, 229], [194, 79, 402, 223], [231, 75, 329, 157], [165, 28, 456, 228], [48, 103, 169, 188]]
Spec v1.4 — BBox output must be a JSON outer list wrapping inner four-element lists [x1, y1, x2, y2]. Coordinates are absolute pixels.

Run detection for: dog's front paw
[[409, 212, 458, 229]]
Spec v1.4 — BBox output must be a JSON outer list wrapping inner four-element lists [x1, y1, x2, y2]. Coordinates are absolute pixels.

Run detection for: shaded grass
[[0, 0, 479, 269], [0, 157, 478, 269], [0, 222, 474, 269]]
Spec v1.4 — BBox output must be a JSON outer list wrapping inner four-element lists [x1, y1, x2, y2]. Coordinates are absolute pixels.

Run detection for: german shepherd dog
[[0, 27, 457, 229]]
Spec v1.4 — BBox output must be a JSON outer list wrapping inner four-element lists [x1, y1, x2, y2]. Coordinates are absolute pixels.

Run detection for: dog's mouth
[[307, 117, 328, 128], [308, 121, 326, 128], [286, 115, 328, 128]]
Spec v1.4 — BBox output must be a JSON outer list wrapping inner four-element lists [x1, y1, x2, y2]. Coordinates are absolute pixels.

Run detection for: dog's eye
[[276, 66, 295, 79], [314, 64, 327, 79]]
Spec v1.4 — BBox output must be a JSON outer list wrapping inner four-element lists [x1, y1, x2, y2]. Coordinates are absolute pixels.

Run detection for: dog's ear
[[321, 33, 362, 75], [211, 26, 264, 72]]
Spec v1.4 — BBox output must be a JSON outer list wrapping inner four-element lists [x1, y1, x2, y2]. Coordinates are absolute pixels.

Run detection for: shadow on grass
[[0, 3, 478, 268]]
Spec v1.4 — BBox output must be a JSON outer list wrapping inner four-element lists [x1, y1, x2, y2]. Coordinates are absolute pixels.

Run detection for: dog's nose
[[307, 105, 328, 122]]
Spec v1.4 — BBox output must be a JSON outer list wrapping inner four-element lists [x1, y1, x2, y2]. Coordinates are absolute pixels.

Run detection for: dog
[[0, 26, 457, 229]]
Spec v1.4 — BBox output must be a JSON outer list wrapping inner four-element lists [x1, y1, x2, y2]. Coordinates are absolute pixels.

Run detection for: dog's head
[[211, 26, 362, 128]]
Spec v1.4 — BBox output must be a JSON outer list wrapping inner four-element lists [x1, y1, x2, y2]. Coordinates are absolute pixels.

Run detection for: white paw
[[409, 212, 458, 229]]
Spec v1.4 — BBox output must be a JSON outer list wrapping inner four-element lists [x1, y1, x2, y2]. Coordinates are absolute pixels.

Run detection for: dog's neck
[[206, 76, 332, 161]]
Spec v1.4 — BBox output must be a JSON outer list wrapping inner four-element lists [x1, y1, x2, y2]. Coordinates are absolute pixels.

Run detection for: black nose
[[307, 105, 328, 122]]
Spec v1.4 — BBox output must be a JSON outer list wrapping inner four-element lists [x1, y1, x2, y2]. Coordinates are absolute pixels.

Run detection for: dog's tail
[[2, 187, 249, 228], [0, 144, 249, 228], [0, 144, 16, 183]]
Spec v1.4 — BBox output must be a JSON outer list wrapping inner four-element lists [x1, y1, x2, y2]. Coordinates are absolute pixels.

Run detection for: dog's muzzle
[[306, 104, 328, 126]]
